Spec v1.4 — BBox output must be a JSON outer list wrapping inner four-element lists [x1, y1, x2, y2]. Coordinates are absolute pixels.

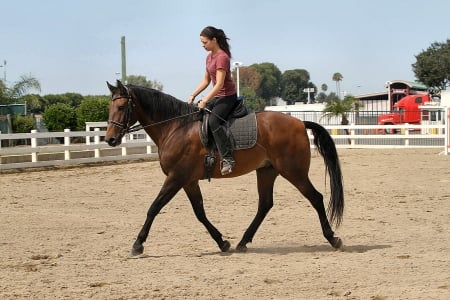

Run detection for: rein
[[108, 87, 200, 134], [127, 111, 200, 133]]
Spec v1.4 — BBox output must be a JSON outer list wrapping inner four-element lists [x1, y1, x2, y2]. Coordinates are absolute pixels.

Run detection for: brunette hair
[[200, 26, 232, 58]]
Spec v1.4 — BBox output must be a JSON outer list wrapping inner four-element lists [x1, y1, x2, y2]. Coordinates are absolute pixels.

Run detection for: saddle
[[198, 99, 258, 180]]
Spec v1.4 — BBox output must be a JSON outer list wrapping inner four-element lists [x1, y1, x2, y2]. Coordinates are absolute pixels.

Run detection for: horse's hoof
[[236, 244, 248, 253], [130, 244, 144, 257], [332, 237, 343, 250], [220, 240, 231, 252]]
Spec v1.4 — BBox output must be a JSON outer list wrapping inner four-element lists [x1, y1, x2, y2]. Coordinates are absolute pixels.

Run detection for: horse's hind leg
[[236, 166, 278, 252], [288, 175, 342, 249], [184, 181, 230, 252]]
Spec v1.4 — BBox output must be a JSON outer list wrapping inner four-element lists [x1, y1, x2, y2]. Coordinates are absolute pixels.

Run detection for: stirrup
[[220, 158, 235, 175]]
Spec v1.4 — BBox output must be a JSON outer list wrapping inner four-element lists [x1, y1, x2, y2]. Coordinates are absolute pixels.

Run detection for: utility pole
[[121, 36, 127, 84]]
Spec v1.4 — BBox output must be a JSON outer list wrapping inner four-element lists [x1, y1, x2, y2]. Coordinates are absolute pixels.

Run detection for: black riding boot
[[212, 126, 235, 175]]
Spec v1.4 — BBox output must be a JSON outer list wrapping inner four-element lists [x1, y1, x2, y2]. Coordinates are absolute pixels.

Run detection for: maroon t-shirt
[[206, 51, 237, 97]]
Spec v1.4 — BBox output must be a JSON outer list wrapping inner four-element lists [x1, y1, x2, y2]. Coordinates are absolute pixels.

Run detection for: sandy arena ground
[[1, 148, 450, 299]]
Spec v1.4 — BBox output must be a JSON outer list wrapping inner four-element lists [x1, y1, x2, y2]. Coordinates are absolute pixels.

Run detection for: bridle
[[108, 86, 141, 133]]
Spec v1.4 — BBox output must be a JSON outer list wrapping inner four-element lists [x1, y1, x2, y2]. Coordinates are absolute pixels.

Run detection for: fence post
[[94, 128, 100, 158], [31, 129, 38, 162], [86, 124, 91, 145], [446, 107, 450, 155], [64, 129, 71, 160], [146, 135, 152, 154], [121, 135, 127, 156], [404, 124, 409, 146], [350, 124, 355, 146]]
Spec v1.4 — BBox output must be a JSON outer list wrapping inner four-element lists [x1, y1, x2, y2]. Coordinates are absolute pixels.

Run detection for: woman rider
[[188, 26, 238, 175]]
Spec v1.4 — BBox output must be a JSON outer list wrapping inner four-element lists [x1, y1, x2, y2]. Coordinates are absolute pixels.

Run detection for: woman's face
[[200, 35, 217, 52]]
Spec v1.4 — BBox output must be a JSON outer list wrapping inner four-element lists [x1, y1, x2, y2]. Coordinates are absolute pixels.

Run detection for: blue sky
[[1, 0, 449, 100]]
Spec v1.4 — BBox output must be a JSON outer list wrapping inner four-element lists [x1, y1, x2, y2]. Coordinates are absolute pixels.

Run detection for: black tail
[[304, 121, 344, 227]]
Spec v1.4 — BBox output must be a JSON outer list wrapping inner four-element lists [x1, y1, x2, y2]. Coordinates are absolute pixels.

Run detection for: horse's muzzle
[[106, 135, 122, 147]]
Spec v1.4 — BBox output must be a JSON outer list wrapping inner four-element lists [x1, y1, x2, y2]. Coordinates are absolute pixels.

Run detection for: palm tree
[[332, 72, 343, 99], [0, 75, 41, 104], [322, 95, 363, 142]]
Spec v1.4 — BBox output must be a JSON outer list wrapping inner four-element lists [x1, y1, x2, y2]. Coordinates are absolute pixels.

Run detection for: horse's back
[[253, 111, 311, 170], [256, 111, 308, 143]]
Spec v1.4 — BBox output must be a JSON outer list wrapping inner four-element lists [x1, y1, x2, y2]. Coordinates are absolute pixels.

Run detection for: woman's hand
[[187, 95, 195, 105], [197, 99, 207, 109]]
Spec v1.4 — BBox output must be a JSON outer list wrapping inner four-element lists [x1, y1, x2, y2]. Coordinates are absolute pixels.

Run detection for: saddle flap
[[199, 112, 257, 150], [231, 98, 248, 118]]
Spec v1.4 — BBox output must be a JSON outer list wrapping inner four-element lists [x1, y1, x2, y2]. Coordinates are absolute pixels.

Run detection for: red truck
[[377, 94, 431, 132]]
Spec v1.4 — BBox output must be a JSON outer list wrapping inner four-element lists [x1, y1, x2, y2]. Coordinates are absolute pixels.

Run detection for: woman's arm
[[188, 71, 210, 104], [198, 69, 226, 108]]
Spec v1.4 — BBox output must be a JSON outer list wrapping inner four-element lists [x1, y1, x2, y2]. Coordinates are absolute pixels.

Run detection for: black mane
[[128, 85, 199, 125]]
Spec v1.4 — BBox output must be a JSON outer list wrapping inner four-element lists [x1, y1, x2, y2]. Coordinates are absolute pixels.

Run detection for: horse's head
[[105, 80, 138, 147]]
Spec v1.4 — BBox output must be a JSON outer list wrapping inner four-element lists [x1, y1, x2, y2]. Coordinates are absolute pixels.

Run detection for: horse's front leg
[[184, 181, 230, 252], [131, 177, 183, 257]]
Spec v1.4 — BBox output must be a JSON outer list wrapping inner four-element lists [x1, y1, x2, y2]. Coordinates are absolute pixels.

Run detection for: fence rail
[[0, 128, 157, 171], [0, 123, 447, 171]]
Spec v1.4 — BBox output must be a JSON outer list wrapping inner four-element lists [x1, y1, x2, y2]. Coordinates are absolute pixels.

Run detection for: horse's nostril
[[106, 137, 116, 146]]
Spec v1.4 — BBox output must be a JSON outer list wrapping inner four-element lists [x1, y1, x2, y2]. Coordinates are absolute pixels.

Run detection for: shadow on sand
[[126, 244, 391, 259]]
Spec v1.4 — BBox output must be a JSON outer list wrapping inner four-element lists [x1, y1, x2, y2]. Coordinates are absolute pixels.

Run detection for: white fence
[[0, 128, 157, 171], [0, 123, 448, 171]]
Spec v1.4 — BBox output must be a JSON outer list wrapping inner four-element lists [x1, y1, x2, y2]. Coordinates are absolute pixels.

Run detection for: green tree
[[20, 94, 44, 113], [240, 87, 265, 112], [127, 75, 163, 90], [0, 75, 41, 104], [412, 39, 450, 90], [43, 103, 77, 132], [326, 92, 340, 103], [322, 95, 361, 126], [280, 69, 312, 104], [322, 95, 363, 142], [0, 80, 6, 100], [12, 115, 35, 133], [323, 95, 362, 125], [43, 93, 83, 108], [321, 83, 328, 93], [316, 92, 327, 103], [250, 63, 281, 104], [234, 66, 261, 92], [76, 96, 109, 130], [332, 72, 344, 99]]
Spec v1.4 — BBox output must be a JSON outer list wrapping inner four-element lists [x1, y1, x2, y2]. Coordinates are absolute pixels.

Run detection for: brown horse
[[106, 80, 344, 256]]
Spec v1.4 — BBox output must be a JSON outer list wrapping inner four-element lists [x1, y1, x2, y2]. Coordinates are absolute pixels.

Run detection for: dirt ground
[[1, 148, 450, 299]]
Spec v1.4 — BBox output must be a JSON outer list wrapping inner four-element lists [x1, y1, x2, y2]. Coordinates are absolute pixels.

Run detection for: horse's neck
[[135, 92, 195, 147], [141, 119, 181, 148]]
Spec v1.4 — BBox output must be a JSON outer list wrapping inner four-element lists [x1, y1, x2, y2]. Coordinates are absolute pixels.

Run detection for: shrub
[[76, 97, 109, 130], [12, 115, 35, 133], [43, 103, 77, 132]]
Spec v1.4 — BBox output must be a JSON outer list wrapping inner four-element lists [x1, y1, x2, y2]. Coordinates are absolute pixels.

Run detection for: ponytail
[[200, 26, 232, 58]]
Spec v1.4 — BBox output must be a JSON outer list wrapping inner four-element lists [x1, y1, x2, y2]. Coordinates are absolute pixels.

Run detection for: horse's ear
[[106, 81, 118, 94], [116, 80, 127, 94]]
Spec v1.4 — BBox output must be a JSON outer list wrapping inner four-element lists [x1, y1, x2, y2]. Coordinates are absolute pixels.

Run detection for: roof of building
[[355, 92, 388, 101], [387, 80, 428, 90]]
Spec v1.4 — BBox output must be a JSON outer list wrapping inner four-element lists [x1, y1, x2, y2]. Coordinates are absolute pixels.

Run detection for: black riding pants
[[206, 94, 237, 132]]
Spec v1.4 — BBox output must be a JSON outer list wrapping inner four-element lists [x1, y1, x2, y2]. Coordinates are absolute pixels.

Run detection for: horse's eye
[[118, 105, 126, 111]]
